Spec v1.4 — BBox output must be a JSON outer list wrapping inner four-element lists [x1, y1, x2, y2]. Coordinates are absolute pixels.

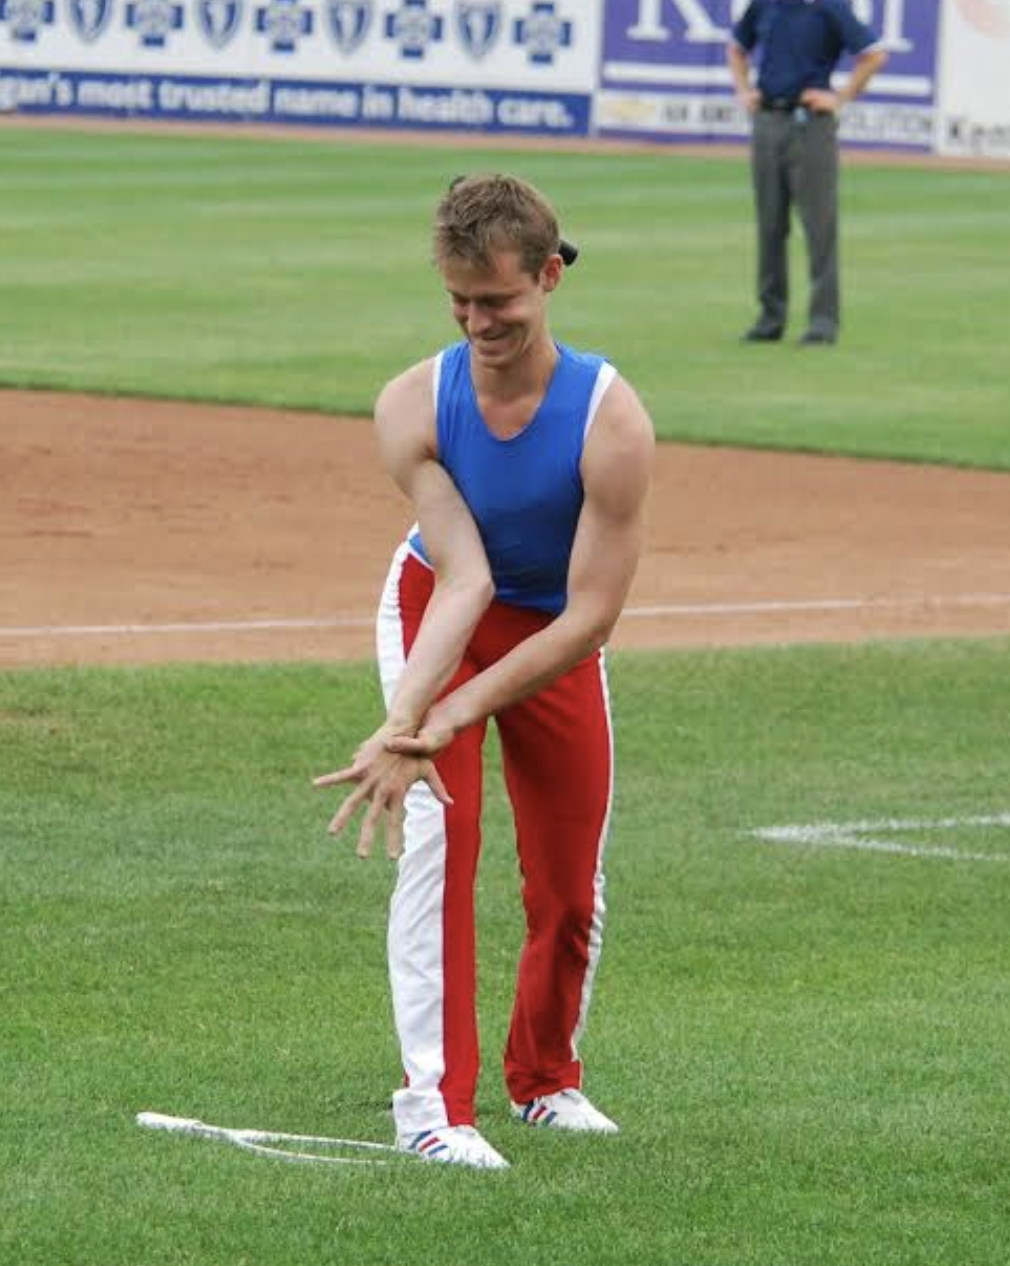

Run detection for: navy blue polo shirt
[[732, 0, 880, 104]]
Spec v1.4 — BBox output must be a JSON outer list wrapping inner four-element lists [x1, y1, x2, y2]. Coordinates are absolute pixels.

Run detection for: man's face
[[442, 248, 559, 370]]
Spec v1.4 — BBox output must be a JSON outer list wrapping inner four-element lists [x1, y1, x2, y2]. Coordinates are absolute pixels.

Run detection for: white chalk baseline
[[750, 813, 1010, 863]]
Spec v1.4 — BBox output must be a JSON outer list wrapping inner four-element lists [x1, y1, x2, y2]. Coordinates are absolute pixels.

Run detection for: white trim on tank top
[[584, 362, 617, 439]]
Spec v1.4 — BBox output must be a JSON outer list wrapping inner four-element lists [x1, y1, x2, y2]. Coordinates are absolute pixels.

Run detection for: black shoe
[[798, 330, 836, 346], [742, 325, 784, 343]]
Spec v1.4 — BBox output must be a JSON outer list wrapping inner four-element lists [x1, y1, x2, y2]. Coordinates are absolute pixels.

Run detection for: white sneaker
[[397, 1125, 510, 1170], [511, 1088, 619, 1134]]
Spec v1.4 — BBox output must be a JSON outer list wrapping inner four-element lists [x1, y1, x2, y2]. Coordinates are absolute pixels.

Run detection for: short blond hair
[[433, 173, 561, 276]]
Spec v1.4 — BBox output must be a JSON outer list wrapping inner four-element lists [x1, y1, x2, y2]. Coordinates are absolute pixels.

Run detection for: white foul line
[[0, 615, 375, 638], [622, 593, 1010, 619], [3, 592, 1010, 639], [751, 813, 1010, 863]]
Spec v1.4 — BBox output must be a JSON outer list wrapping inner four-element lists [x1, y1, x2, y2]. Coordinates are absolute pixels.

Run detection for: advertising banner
[[0, 0, 598, 134], [936, 0, 1010, 158], [594, 0, 941, 151], [0, 0, 1007, 159]]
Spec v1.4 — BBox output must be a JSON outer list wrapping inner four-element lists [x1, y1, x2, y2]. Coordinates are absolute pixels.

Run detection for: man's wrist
[[385, 712, 421, 735], [424, 701, 461, 743]]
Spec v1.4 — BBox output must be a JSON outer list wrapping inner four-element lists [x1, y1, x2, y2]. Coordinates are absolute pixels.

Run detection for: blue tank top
[[408, 340, 615, 616]]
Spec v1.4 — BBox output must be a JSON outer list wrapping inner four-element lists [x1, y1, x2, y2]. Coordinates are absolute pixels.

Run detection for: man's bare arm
[[390, 375, 654, 754], [313, 361, 493, 857], [375, 364, 494, 732]]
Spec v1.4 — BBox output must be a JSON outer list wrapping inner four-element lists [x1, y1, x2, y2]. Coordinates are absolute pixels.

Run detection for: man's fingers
[[356, 796, 384, 860], [313, 767, 357, 789], [317, 752, 449, 860], [385, 735, 427, 755], [425, 762, 454, 807], [327, 787, 366, 837], [386, 801, 405, 860], [386, 725, 452, 758]]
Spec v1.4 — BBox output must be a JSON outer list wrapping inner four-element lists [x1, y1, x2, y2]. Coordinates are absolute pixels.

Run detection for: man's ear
[[540, 253, 564, 292]]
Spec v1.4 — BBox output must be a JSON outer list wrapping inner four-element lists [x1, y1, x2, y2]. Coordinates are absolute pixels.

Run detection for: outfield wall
[[1, 1, 1008, 159]]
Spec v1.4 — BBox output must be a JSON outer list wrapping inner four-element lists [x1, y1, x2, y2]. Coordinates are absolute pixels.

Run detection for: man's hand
[[800, 87, 840, 115], [313, 724, 453, 861], [384, 716, 456, 760], [738, 85, 761, 114]]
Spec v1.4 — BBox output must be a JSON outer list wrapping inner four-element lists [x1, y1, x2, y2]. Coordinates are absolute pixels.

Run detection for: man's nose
[[466, 304, 493, 333]]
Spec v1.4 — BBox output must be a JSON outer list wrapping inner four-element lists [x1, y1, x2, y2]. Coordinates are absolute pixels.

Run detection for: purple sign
[[602, 0, 737, 83], [597, 1, 941, 148]]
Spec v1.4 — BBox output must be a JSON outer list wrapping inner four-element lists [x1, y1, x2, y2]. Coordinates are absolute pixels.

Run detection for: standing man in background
[[728, 0, 888, 345], [315, 174, 654, 1170]]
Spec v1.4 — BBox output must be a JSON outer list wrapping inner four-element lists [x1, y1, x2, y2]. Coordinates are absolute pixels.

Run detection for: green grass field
[[2, 645, 1010, 1266], [2, 126, 1009, 1265], [0, 126, 1008, 466]]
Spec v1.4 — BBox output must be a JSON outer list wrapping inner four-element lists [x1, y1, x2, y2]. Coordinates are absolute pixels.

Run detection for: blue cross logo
[[255, 0, 313, 51], [0, 0, 55, 42], [125, 0, 184, 47], [384, 0, 444, 60], [513, 0, 572, 66]]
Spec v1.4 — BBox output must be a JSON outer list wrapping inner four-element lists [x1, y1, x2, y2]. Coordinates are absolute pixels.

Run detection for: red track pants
[[377, 545, 614, 1134]]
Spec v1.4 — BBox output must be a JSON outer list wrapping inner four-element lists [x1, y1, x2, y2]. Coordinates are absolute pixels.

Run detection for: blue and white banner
[[0, 0, 1007, 156], [0, 63, 591, 129], [0, 0, 596, 133], [594, 0, 941, 150]]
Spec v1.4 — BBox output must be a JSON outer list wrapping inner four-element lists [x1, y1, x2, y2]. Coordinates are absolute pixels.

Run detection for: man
[[728, 0, 888, 345], [314, 174, 654, 1170]]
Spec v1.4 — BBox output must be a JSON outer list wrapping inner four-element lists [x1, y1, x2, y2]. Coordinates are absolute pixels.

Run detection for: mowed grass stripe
[[1, 639, 1009, 1265], [1, 128, 1008, 466]]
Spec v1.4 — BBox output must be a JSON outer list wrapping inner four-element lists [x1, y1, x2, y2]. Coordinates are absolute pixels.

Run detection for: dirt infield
[[2, 387, 1008, 669], [3, 120, 1006, 670]]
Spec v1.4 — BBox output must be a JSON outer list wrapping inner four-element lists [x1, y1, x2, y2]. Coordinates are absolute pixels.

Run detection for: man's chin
[[471, 338, 512, 363]]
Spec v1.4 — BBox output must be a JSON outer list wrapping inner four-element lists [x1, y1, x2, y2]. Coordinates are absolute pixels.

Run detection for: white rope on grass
[[136, 1110, 399, 1167]]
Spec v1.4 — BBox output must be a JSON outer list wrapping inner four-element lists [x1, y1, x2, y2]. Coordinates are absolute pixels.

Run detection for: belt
[[760, 97, 799, 112]]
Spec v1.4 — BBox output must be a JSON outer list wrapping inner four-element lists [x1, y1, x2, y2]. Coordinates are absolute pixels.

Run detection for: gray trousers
[[750, 109, 840, 337]]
